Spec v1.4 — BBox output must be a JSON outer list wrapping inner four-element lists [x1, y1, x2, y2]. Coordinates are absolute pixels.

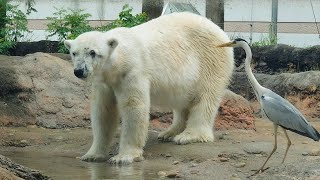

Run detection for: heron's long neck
[[243, 45, 263, 94]]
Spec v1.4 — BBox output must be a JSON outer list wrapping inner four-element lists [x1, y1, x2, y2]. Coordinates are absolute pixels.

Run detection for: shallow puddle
[[1, 150, 166, 180]]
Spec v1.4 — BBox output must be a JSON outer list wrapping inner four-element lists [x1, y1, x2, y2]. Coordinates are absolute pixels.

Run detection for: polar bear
[[64, 12, 234, 164]]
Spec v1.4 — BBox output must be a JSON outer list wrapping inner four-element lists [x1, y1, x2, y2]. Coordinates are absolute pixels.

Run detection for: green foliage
[[46, 8, 92, 53], [0, 3, 30, 55], [96, 5, 148, 31], [115, 5, 148, 27], [252, 35, 278, 47], [47, 5, 148, 53]]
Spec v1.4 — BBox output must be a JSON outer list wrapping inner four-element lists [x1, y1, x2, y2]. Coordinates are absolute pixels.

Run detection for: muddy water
[[1, 150, 165, 180]]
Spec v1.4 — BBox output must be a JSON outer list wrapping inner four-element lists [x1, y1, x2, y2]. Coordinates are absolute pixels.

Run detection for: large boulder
[[0, 53, 255, 130], [0, 53, 90, 128], [215, 90, 255, 130], [150, 90, 255, 130]]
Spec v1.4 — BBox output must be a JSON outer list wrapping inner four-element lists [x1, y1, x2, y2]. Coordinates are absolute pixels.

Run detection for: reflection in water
[[88, 163, 145, 180], [0, 150, 160, 180]]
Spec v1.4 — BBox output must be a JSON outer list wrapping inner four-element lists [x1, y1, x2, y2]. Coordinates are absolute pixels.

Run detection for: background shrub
[[0, 4, 29, 55], [47, 5, 148, 53]]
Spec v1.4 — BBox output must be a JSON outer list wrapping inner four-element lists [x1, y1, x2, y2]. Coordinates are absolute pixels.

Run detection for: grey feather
[[260, 89, 319, 141]]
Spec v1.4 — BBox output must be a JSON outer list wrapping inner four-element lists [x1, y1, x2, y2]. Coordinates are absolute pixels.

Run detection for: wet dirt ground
[[1, 118, 320, 180]]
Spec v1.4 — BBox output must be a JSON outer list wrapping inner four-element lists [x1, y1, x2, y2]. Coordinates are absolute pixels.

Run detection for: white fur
[[65, 12, 234, 165]]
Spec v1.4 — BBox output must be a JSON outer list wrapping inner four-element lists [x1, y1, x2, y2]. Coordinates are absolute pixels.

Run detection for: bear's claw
[[80, 154, 109, 162], [108, 154, 144, 165], [173, 131, 213, 145]]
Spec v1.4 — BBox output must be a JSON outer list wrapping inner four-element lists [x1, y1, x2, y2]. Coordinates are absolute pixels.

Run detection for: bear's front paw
[[173, 131, 214, 145], [108, 152, 144, 165], [80, 153, 109, 162]]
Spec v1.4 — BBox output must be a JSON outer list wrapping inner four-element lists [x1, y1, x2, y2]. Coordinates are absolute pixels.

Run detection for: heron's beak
[[216, 41, 235, 47]]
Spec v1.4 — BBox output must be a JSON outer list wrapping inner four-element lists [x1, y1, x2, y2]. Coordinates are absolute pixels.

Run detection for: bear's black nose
[[74, 69, 84, 78]]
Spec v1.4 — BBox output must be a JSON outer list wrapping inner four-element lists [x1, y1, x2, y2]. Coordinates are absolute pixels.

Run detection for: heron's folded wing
[[261, 93, 319, 141]]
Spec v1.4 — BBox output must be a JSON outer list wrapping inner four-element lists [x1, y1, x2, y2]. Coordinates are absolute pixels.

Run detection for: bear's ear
[[107, 38, 118, 49], [64, 40, 73, 50]]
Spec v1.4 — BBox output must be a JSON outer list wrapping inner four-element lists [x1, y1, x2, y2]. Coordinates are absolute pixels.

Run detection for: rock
[[0, 167, 23, 180], [165, 154, 172, 157], [190, 163, 197, 167], [307, 149, 320, 156], [20, 140, 27, 143], [0, 155, 50, 180], [157, 171, 166, 177], [215, 90, 255, 130], [243, 142, 271, 155], [234, 162, 246, 168], [0, 53, 90, 128], [166, 170, 179, 178], [173, 161, 179, 165], [302, 152, 309, 156], [190, 170, 199, 174], [219, 157, 229, 162]]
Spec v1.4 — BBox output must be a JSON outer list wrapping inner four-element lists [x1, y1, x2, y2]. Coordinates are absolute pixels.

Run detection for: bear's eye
[[89, 50, 96, 58], [72, 52, 76, 56]]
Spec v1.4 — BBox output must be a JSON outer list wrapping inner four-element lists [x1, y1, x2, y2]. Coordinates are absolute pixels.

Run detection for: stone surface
[[234, 162, 246, 168], [0, 167, 23, 180], [0, 53, 90, 128], [0, 155, 50, 180]]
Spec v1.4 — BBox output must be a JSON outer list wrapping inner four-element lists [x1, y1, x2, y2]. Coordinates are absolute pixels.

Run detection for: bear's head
[[64, 31, 118, 79]]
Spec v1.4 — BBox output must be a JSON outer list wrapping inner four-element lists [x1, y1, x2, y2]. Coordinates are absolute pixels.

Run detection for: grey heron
[[217, 38, 320, 175]]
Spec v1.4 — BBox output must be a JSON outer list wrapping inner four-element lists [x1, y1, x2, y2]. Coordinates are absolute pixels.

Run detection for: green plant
[[252, 34, 278, 47], [0, 3, 30, 55], [47, 5, 148, 53], [96, 5, 148, 31], [46, 8, 92, 53]]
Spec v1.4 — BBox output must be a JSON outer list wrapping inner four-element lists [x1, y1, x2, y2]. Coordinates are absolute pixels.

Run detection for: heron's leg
[[281, 128, 291, 164], [252, 123, 278, 176]]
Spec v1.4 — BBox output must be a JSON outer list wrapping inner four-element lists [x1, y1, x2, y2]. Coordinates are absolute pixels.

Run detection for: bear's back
[[132, 12, 229, 44]]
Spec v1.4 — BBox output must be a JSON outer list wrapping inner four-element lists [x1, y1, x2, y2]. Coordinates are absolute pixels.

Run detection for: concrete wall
[[11, 0, 142, 41], [225, 0, 320, 47]]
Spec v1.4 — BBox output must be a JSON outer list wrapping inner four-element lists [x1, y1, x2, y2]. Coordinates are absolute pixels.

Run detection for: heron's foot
[[250, 167, 270, 177]]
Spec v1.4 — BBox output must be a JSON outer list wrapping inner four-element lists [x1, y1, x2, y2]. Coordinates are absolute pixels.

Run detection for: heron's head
[[216, 38, 249, 48]]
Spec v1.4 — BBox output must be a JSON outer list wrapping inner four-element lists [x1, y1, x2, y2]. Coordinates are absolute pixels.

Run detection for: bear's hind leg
[[174, 94, 220, 145], [158, 109, 188, 141], [81, 85, 118, 162]]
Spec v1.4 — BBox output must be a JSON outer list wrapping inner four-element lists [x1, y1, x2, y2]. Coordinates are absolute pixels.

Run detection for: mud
[[1, 119, 320, 179]]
